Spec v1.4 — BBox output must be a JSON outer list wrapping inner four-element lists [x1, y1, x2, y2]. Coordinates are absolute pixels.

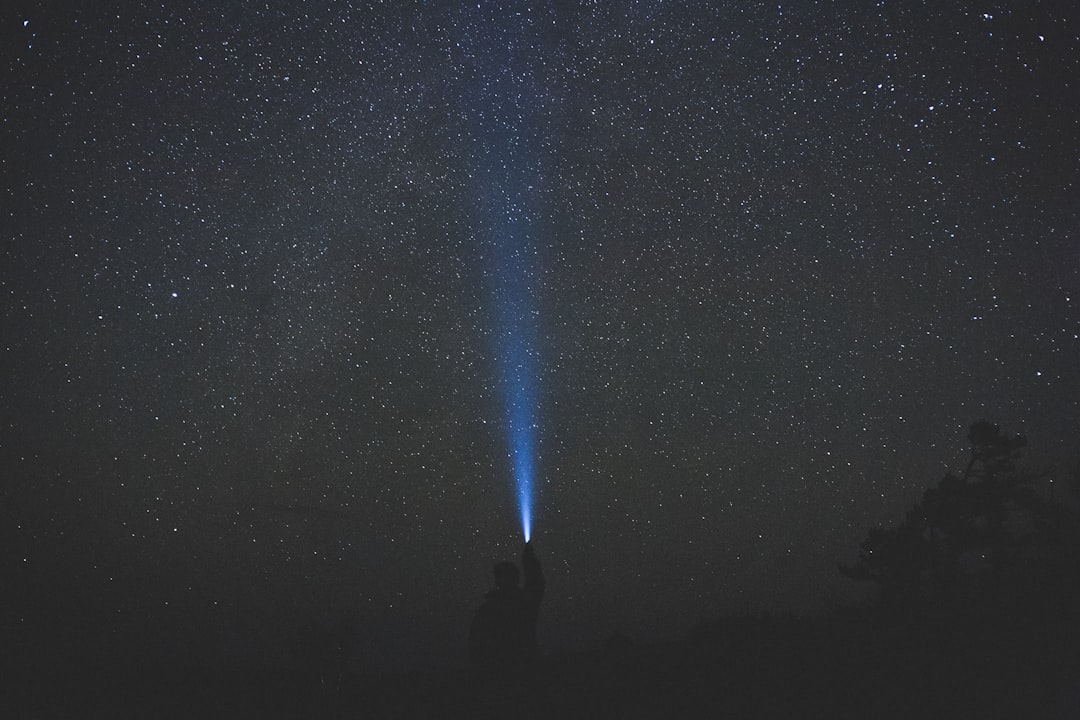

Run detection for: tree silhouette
[[840, 421, 1077, 611]]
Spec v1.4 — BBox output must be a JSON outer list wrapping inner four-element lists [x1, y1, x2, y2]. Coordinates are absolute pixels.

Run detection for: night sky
[[3, 1, 1078, 672]]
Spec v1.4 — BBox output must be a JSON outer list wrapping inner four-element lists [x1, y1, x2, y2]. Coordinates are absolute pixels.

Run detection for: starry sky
[[3, 1, 1078, 672]]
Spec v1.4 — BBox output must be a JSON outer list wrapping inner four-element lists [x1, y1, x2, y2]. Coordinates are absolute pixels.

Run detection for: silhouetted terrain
[[9, 423, 1078, 717], [8, 605, 1079, 719]]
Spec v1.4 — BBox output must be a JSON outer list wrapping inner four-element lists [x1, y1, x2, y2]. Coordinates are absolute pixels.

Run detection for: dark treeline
[[9, 421, 1080, 718]]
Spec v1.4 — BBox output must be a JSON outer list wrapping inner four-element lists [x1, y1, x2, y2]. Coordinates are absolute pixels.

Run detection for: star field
[[3, 1, 1078, 671]]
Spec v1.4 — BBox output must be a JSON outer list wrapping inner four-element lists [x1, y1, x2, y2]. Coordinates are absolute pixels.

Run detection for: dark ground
[[8, 608, 1080, 719]]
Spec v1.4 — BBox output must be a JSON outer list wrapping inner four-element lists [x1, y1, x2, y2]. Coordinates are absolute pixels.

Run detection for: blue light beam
[[484, 197, 540, 543], [463, 7, 545, 542], [497, 283, 538, 543]]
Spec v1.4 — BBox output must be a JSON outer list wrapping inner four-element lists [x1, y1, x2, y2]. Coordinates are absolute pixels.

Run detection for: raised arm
[[522, 541, 545, 601]]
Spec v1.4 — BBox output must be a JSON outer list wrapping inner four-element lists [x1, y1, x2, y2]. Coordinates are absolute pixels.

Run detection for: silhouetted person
[[469, 541, 545, 673]]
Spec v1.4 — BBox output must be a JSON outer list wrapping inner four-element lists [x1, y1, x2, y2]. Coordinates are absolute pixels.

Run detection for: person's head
[[493, 561, 520, 589]]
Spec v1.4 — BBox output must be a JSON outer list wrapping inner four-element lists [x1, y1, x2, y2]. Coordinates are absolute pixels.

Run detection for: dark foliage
[[840, 421, 1079, 613]]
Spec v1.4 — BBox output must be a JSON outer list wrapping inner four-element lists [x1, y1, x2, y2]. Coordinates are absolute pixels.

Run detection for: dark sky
[[3, 1, 1078, 672]]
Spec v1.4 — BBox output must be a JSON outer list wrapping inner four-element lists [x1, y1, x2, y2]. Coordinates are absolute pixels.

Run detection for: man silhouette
[[469, 541, 545, 672]]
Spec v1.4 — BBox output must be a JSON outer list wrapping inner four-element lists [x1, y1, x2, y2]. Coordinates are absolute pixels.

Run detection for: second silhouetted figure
[[469, 541, 545, 672]]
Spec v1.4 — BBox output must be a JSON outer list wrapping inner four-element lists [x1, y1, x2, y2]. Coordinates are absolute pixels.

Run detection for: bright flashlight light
[[507, 378, 536, 544], [520, 492, 532, 543]]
